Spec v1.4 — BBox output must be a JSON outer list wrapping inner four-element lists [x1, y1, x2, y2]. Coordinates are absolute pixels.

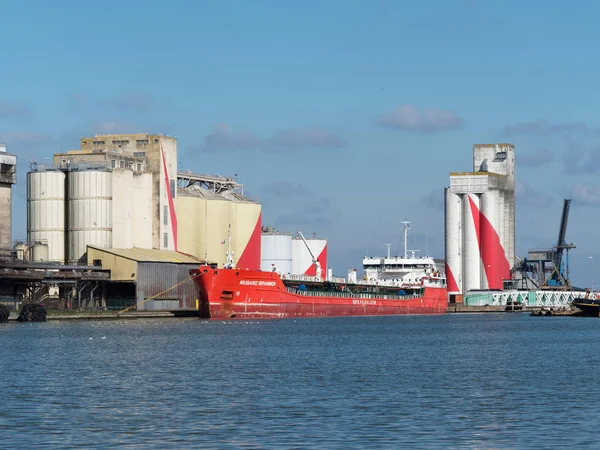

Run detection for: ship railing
[[285, 286, 421, 300], [281, 274, 323, 282]]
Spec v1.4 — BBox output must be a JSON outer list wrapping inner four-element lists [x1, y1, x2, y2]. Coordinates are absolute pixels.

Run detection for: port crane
[[297, 230, 322, 280], [543, 198, 575, 289], [512, 199, 575, 290]]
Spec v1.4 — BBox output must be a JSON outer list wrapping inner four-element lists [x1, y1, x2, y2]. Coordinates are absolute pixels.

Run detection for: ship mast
[[224, 224, 235, 269], [401, 219, 411, 259]]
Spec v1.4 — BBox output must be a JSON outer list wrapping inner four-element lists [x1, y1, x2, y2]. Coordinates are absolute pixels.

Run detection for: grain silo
[[67, 169, 113, 264], [27, 170, 66, 262], [177, 185, 232, 266]]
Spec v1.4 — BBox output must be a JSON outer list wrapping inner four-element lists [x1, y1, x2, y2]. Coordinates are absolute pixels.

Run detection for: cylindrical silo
[[497, 190, 506, 264], [27, 170, 66, 263], [480, 190, 498, 289], [230, 197, 262, 270], [444, 187, 462, 294], [261, 233, 292, 275], [462, 193, 481, 292], [67, 170, 113, 264], [292, 236, 327, 279]]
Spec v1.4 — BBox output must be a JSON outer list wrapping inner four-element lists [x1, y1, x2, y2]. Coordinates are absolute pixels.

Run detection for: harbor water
[[1, 314, 599, 448]]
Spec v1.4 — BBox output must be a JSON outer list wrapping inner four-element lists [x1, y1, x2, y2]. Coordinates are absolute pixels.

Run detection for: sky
[[2, 0, 600, 288]]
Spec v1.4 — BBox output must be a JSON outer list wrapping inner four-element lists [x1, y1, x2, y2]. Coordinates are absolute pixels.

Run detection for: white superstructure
[[362, 220, 444, 288]]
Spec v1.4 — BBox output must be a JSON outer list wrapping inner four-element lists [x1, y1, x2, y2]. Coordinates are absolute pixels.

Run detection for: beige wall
[[177, 196, 232, 266], [112, 170, 153, 249], [132, 173, 153, 248]]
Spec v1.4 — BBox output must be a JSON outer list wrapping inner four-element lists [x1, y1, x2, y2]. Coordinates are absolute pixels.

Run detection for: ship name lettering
[[240, 280, 276, 287], [352, 299, 377, 306]]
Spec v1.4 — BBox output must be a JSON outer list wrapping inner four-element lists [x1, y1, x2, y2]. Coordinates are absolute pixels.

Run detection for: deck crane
[[297, 230, 322, 280]]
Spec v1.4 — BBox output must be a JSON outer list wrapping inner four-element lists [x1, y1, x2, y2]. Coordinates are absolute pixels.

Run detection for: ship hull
[[191, 266, 447, 319]]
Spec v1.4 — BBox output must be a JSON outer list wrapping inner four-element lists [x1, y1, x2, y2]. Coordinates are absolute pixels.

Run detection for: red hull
[[191, 266, 447, 319]]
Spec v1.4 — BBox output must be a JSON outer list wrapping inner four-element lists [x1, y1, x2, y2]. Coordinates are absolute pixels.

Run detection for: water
[[1, 314, 599, 449]]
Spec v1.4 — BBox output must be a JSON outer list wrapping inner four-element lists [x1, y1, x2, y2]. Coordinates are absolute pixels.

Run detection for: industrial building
[[445, 143, 515, 300], [86, 246, 205, 311], [0, 143, 16, 252], [51, 133, 177, 252], [260, 227, 328, 279]]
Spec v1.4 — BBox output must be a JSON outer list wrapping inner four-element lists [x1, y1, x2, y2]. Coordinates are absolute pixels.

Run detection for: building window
[[170, 180, 175, 198], [133, 152, 145, 157], [136, 163, 142, 171], [111, 160, 116, 168], [92, 140, 105, 145], [112, 140, 130, 145], [136, 139, 149, 145], [164, 233, 168, 248], [93, 259, 102, 267], [119, 160, 125, 168], [164, 205, 168, 225], [154, 139, 159, 143]]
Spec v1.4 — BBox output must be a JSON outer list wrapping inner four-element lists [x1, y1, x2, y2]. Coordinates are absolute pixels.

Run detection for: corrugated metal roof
[[87, 246, 206, 263], [177, 185, 258, 203]]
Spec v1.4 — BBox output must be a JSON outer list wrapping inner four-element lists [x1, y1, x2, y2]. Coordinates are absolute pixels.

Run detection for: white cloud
[[376, 105, 463, 133]]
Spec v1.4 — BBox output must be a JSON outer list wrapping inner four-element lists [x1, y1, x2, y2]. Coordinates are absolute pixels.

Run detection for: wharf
[[4, 310, 198, 321], [447, 304, 579, 316]]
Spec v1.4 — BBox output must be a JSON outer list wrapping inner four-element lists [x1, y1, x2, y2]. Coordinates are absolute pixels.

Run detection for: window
[[92, 140, 105, 145], [133, 152, 145, 157], [154, 139, 159, 143], [164, 233, 168, 248], [136, 139, 149, 145], [119, 160, 125, 168], [170, 180, 175, 198], [136, 163, 142, 171], [112, 140, 130, 145], [164, 205, 168, 225], [93, 259, 102, 267], [111, 160, 116, 168]]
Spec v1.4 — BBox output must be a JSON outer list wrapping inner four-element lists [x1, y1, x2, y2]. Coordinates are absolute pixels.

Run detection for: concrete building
[[53, 133, 178, 251], [0, 144, 16, 251], [87, 245, 206, 311], [445, 143, 515, 300]]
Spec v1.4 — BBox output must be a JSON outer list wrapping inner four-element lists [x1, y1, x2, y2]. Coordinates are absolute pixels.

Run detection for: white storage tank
[[444, 187, 462, 294], [67, 170, 113, 264], [292, 236, 328, 279], [261, 232, 292, 275], [31, 241, 50, 262], [27, 170, 66, 263], [462, 193, 481, 292]]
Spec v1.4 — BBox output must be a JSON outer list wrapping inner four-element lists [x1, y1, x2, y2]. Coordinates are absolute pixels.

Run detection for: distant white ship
[[360, 220, 444, 288]]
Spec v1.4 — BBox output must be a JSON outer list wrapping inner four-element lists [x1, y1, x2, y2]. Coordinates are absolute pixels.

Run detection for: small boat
[[572, 297, 600, 317]]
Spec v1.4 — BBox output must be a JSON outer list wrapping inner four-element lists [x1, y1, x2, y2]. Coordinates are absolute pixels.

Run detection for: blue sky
[[2, 0, 600, 287]]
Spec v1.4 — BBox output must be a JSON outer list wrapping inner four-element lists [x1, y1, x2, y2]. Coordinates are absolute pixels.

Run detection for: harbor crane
[[512, 199, 575, 290], [297, 230, 322, 280], [543, 198, 575, 289]]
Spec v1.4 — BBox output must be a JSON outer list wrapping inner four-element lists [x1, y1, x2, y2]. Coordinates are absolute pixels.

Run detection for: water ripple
[[1, 314, 599, 448]]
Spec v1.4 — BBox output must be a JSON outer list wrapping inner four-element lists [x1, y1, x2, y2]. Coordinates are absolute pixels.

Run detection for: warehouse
[[87, 245, 206, 311]]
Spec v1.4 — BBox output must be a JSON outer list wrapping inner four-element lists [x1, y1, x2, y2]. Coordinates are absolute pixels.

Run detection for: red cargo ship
[[190, 266, 447, 319]]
